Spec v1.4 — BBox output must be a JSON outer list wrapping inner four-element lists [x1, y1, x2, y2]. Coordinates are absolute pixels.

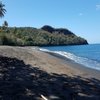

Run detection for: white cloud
[[96, 4, 100, 10], [79, 13, 83, 16]]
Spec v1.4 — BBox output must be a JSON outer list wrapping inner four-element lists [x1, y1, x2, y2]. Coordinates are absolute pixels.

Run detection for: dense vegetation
[[0, 2, 88, 46], [0, 25, 88, 46]]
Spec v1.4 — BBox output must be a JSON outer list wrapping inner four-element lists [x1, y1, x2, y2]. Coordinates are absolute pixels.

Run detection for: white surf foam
[[39, 48, 100, 71]]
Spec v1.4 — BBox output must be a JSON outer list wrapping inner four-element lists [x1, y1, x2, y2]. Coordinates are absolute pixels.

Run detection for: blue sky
[[1, 0, 100, 43]]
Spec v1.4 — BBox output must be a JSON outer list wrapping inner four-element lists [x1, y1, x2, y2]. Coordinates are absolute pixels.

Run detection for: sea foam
[[39, 48, 100, 71]]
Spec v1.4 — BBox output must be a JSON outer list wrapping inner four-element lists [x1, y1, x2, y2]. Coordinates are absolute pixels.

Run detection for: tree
[[3, 21, 8, 27], [2, 21, 9, 33], [0, 1, 6, 18]]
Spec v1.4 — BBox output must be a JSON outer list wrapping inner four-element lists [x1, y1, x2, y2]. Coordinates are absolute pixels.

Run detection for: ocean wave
[[39, 48, 51, 52], [39, 48, 100, 71]]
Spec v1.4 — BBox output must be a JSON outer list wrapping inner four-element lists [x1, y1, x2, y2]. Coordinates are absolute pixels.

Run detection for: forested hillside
[[0, 25, 88, 46]]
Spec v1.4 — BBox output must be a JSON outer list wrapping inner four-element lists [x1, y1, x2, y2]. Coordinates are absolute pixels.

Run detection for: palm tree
[[2, 20, 9, 32], [0, 1, 6, 18], [3, 21, 8, 27]]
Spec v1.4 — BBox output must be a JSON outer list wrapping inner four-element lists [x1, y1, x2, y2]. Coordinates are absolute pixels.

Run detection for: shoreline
[[44, 51, 100, 79], [0, 46, 100, 99], [0, 46, 100, 79]]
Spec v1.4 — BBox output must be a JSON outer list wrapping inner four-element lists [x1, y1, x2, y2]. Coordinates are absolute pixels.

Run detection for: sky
[[1, 0, 100, 43]]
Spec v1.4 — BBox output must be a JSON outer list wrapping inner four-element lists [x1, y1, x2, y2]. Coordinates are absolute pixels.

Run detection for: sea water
[[40, 44, 100, 71]]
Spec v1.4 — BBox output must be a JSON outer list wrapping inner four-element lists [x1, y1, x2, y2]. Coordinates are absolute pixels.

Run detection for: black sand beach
[[0, 46, 100, 100]]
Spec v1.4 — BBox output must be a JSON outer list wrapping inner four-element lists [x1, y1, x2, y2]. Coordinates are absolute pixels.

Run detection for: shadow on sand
[[0, 56, 100, 100]]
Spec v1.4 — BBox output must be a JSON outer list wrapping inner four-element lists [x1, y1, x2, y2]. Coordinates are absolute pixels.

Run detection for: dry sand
[[0, 46, 100, 100]]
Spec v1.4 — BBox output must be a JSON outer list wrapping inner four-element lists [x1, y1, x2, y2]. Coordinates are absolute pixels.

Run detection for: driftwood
[[41, 95, 48, 100]]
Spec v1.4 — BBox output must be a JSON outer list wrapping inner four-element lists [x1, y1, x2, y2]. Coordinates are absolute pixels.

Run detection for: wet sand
[[0, 46, 100, 100], [46, 51, 100, 79]]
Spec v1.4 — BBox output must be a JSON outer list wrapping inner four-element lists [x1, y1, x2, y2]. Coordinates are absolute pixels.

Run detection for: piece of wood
[[41, 95, 48, 100]]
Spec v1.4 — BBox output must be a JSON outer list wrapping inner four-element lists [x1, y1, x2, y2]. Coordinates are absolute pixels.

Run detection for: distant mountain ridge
[[41, 25, 74, 35], [0, 25, 88, 46]]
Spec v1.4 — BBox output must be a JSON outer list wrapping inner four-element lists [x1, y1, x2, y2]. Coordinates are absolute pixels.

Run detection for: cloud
[[79, 13, 83, 16], [96, 4, 100, 10]]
